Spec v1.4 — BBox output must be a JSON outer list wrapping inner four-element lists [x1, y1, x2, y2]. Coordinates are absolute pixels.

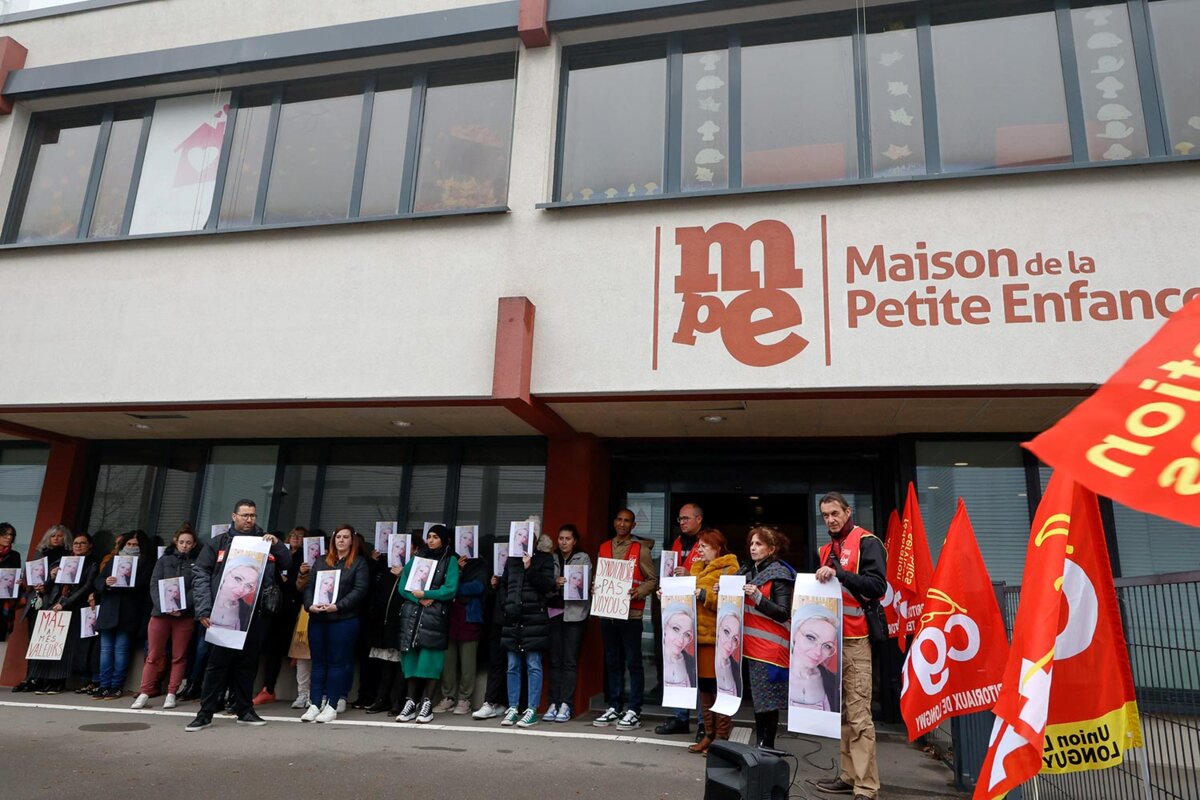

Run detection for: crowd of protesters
[[0, 491, 885, 797]]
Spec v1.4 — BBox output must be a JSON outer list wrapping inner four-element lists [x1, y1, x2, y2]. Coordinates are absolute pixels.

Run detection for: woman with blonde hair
[[688, 527, 739, 754]]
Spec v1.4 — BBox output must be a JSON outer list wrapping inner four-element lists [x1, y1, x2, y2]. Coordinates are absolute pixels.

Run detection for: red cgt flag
[[900, 499, 1008, 740], [974, 472, 1142, 800], [882, 509, 903, 638], [890, 482, 934, 651], [1025, 297, 1200, 526]]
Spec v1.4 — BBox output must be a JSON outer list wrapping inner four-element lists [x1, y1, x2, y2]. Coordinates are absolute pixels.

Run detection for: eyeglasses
[[234, 513, 257, 519]]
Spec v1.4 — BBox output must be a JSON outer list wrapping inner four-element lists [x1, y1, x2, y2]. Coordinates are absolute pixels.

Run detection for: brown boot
[[714, 711, 733, 741], [689, 693, 716, 754]]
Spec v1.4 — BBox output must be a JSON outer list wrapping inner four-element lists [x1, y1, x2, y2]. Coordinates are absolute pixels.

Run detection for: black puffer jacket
[[397, 549, 458, 652], [499, 552, 555, 653]]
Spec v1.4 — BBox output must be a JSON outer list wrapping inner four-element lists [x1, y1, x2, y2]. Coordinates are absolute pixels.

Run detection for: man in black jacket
[[185, 499, 291, 732]]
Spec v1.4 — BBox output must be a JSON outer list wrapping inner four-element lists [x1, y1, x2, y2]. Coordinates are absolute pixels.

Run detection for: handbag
[[259, 579, 283, 616]]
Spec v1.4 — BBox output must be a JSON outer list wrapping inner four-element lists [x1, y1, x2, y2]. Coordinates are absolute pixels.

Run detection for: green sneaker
[[516, 708, 540, 728], [500, 706, 520, 726]]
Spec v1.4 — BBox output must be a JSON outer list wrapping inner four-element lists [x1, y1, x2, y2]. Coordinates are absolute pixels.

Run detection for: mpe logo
[[665, 220, 811, 368]]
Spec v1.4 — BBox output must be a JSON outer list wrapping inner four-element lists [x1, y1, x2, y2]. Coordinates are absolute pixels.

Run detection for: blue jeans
[[506, 650, 543, 711], [600, 617, 644, 712], [309, 617, 360, 706], [98, 630, 132, 689]]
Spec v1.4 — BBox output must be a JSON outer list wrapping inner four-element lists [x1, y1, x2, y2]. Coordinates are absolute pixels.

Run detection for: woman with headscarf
[[789, 604, 840, 712], [93, 529, 154, 699], [737, 525, 796, 750], [688, 528, 739, 754], [394, 525, 459, 725], [12, 524, 71, 692], [132, 524, 199, 710]]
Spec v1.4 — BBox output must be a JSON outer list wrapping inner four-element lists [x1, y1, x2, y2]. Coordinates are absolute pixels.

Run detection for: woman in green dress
[[394, 524, 460, 724]]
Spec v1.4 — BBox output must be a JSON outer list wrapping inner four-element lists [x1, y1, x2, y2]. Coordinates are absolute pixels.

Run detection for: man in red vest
[[592, 508, 658, 731], [813, 492, 886, 800]]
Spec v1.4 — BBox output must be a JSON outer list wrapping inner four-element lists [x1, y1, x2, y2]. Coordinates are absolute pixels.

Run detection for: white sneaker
[[615, 709, 642, 731], [315, 703, 337, 723], [395, 698, 418, 723], [593, 706, 620, 727], [335, 698, 346, 714], [291, 693, 309, 710], [300, 703, 322, 722], [555, 703, 572, 723], [452, 699, 472, 715], [163, 693, 177, 709], [545, 703, 558, 721], [130, 693, 150, 710], [472, 701, 504, 720], [500, 706, 520, 726]]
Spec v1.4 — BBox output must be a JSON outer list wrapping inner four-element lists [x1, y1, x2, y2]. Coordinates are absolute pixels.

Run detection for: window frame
[[2, 53, 516, 247], [547, 0, 1189, 208]]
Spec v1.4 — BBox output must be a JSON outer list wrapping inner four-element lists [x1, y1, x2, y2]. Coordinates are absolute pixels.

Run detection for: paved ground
[[1, 695, 966, 799]]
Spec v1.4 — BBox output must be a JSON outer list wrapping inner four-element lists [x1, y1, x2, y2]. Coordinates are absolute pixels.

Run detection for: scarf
[[120, 543, 141, 557]]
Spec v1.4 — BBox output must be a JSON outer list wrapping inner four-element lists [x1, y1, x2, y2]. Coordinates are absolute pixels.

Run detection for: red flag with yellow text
[[882, 509, 903, 639], [974, 473, 1142, 800], [901, 499, 1008, 740], [891, 482, 934, 651], [1026, 297, 1200, 526]]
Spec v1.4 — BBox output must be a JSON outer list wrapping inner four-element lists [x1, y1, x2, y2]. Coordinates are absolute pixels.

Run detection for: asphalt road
[[2, 699, 964, 799]]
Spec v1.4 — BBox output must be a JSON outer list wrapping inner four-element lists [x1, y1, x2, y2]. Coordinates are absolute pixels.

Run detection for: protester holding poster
[[19, 532, 97, 695], [544, 524, 591, 723], [0, 523, 20, 643], [132, 524, 199, 710], [814, 492, 887, 800], [659, 579, 699, 709], [185, 498, 290, 732], [737, 525, 796, 750], [434, 544, 488, 716], [592, 508, 657, 731], [362, 553, 407, 716], [687, 528, 739, 754], [395, 525, 460, 725], [93, 530, 153, 700], [301, 525, 369, 724], [18, 524, 69, 647], [497, 534, 556, 728]]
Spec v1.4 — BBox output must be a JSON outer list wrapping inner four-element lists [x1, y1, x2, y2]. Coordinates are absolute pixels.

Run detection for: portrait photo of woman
[[0, 567, 18, 599], [209, 555, 263, 631], [563, 564, 588, 600], [789, 602, 840, 713], [661, 601, 697, 689], [715, 607, 743, 697]]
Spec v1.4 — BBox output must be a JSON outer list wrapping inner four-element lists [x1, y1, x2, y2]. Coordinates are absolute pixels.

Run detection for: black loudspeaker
[[703, 741, 790, 800]]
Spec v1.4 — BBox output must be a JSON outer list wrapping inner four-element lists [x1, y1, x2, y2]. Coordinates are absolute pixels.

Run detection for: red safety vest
[[599, 538, 646, 612], [744, 579, 790, 668], [671, 537, 703, 573], [819, 525, 877, 640]]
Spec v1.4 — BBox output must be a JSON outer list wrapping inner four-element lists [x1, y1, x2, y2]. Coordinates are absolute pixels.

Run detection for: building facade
[[0, 0, 1197, 738]]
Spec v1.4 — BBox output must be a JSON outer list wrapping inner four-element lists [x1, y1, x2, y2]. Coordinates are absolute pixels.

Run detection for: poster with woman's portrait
[[111, 556, 138, 588], [375, 521, 397, 554], [405, 556, 437, 593], [387, 532, 411, 569], [563, 564, 589, 600], [710, 574, 746, 716], [492, 543, 509, 577], [0, 567, 20, 599], [455, 525, 479, 559], [204, 537, 270, 650], [314, 569, 341, 606], [159, 575, 187, 613], [56, 556, 84, 585], [660, 550, 679, 578], [659, 576, 699, 710], [787, 574, 843, 739], [79, 605, 99, 638], [508, 521, 531, 558], [303, 536, 326, 567], [25, 556, 48, 588]]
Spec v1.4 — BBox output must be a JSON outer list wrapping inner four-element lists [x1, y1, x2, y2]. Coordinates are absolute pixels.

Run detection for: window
[[559, 47, 667, 202], [1148, 0, 1200, 156], [866, 16, 926, 176], [681, 40, 729, 192], [316, 444, 404, 533], [87, 447, 161, 538], [11, 114, 102, 243], [1071, 3, 1149, 161], [7, 57, 516, 244], [0, 445, 49, 554], [154, 446, 205, 541], [915, 440, 1031, 583], [413, 63, 516, 213], [264, 78, 364, 224], [1112, 501, 1200, 578], [194, 445, 278, 535], [456, 463, 546, 547], [742, 27, 858, 186], [932, 8, 1072, 172]]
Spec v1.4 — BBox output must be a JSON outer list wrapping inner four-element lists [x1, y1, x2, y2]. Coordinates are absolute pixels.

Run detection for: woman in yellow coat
[[689, 528, 740, 754]]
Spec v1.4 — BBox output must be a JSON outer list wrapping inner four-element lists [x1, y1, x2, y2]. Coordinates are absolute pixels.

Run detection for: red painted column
[[0, 37, 29, 116], [0, 440, 89, 686], [518, 0, 550, 48], [543, 433, 610, 714]]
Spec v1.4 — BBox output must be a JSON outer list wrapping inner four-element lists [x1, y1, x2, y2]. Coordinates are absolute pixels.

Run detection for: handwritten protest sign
[[26, 610, 71, 660], [591, 557, 635, 620]]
